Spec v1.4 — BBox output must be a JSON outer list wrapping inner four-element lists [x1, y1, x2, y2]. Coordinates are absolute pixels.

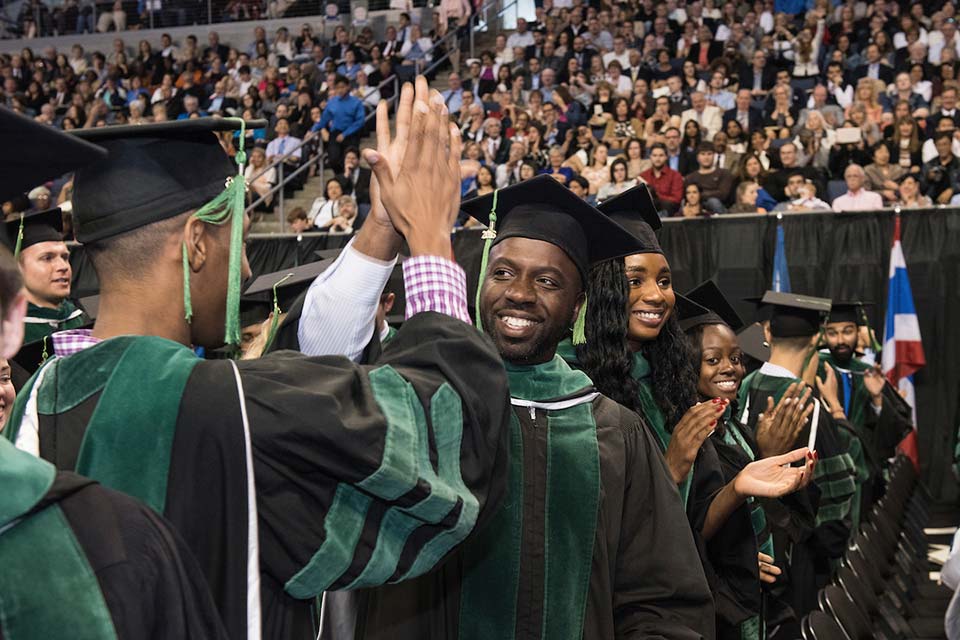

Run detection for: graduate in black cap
[[5, 84, 514, 640], [736, 291, 863, 632], [0, 181, 229, 639], [324, 176, 715, 640], [3, 208, 89, 344], [819, 301, 912, 465], [681, 281, 816, 640]]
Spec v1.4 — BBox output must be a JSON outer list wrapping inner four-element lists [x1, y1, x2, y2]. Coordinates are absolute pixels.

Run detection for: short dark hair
[[648, 142, 667, 153], [286, 206, 308, 223], [570, 175, 589, 190], [334, 74, 349, 86]]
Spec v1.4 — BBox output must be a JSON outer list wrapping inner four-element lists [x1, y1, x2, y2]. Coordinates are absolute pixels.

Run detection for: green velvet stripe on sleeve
[[286, 368, 479, 598], [812, 452, 858, 526], [0, 505, 117, 640]]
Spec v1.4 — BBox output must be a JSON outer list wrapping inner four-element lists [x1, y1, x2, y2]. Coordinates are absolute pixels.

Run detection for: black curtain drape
[[66, 211, 960, 500]]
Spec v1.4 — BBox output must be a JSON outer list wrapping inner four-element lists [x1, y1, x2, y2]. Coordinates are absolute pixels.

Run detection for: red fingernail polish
[[807, 452, 813, 460], [711, 420, 717, 426], [814, 451, 819, 460], [712, 398, 722, 404]]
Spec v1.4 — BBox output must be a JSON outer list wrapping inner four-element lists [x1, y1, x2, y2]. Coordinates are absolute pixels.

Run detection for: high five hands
[[363, 76, 462, 258]]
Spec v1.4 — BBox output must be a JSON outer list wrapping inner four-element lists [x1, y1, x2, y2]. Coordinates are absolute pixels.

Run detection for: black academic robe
[[7, 312, 511, 640], [0, 464, 227, 639], [737, 371, 856, 629], [320, 356, 716, 640]]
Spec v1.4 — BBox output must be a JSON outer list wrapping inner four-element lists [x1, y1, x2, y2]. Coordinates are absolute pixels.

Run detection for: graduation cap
[[760, 290, 832, 338], [596, 184, 663, 255], [244, 259, 336, 311], [3, 208, 64, 257], [71, 118, 267, 348], [679, 280, 744, 333], [737, 322, 771, 363], [744, 295, 773, 324], [826, 300, 872, 326], [239, 297, 273, 328], [461, 175, 647, 344], [674, 294, 709, 328], [460, 175, 647, 284], [70, 118, 266, 243], [0, 106, 108, 204]]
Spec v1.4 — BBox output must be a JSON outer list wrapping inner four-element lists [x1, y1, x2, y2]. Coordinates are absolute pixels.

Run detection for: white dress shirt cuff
[[297, 237, 397, 360]]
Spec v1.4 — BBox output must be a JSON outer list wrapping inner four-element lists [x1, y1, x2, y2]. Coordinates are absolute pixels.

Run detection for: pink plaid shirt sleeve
[[402, 255, 472, 325]]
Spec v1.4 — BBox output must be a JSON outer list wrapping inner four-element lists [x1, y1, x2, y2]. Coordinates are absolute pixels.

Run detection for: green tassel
[[803, 325, 825, 377], [474, 189, 499, 330], [13, 213, 24, 259], [181, 117, 248, 348], [858, 304, 882, 354], [261, 272, 293, 354], [572, 297, 588, 345], [182, 243, 192, 323]]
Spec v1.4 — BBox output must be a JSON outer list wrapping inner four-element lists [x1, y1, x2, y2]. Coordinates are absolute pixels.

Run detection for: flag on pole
[[881, 215, 926, 469], [772, 214, 791, 292]]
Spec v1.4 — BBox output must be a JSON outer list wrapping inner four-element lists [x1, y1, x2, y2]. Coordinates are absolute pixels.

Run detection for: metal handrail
[[252, 0, 515, 228]]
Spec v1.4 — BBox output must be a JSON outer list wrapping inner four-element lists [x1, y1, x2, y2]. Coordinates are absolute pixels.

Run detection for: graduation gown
[[736, 368, 858, 623], [818, 353, 913, 469], [322, 353, 716, 640], [5, 312, 512, 640], [0, 438, 227, 640], [625, 351, 757, 640], [22, 299, 88, 344]]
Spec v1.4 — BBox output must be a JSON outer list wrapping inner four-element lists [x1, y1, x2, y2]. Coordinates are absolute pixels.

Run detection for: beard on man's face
[[829, 341, 855, 364]]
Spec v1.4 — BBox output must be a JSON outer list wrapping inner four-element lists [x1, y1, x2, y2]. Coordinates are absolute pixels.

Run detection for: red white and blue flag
[[881, 216, 926, 468]]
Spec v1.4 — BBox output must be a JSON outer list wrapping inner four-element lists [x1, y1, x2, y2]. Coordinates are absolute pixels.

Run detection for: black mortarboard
[[680, 280, 744, 332], [3, 208, 64, 253], [761, 290, 831, 338], [70, 118, 266, 243], [744, 295, 773, 324], [596, 184, 662, 255], [243, 259, 336, 311], [0, 106, 108, 203], [460, 175, 646, 282], [675, 294, 710, 328], [827, 301, 872, 326], [239, 298, 273, 327], [738, 322, 771, 363], [12, 337, 50, 380]]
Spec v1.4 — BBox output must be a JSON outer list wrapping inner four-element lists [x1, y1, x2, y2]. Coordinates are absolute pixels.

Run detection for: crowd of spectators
[[0, 16, 457, 230], [9, 0, 960, 227], [7, 0, 420, 38], [449, 1, 960, 217]]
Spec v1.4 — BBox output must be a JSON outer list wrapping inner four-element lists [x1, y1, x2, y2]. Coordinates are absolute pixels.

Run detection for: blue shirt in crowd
[[311, 93, 365, 139]]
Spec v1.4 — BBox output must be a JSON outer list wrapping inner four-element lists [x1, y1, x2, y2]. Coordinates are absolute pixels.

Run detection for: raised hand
[[863, 366, 886, 401], [365, 81, 416, 232], [733, 447, 816, 499], [364, 76, 463, 258], [816, 364, 844, 418], [758, 553, 781, 584], [755, 383, 814, 458], [664, 399, 728, 484]]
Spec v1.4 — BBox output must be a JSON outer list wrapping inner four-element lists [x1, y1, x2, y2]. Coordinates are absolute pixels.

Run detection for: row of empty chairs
[[802, 455, 951, 640]]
